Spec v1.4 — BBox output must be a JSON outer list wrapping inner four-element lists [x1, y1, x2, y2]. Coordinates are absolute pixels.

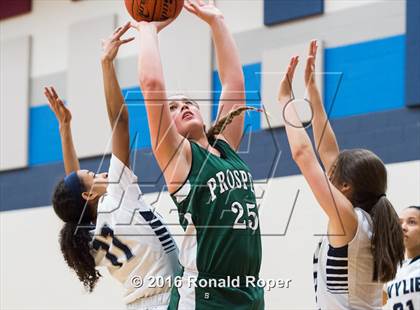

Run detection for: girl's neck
[[192, 134, 221, 157], [406, 246, 420, 260], [194, 135, 209, 148], [88, 201, 98, 223]]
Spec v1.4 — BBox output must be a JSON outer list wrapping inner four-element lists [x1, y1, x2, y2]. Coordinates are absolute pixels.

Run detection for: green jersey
[[169, 139, 263, 309]]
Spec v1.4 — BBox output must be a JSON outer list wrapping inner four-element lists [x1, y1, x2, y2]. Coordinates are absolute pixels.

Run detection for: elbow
[[291, 144, 312, 164], [221, 68, 245, 91], [117, 108, 129, 124], [139, 74, 164, 92], [111, 107, 129, 127], [223, 78, 245, 92]]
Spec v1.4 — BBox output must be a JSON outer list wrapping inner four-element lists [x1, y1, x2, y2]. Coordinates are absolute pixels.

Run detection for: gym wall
[[1, 1, 419, 309]]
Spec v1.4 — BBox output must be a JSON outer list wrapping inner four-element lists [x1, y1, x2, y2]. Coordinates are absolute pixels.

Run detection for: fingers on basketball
[[185, 0, 199, 13]]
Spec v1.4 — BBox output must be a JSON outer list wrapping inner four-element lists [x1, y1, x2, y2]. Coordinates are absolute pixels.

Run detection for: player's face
[[77, 170, 108, 199], [169, 98, 204, 138], [400, 208, 420, 251]]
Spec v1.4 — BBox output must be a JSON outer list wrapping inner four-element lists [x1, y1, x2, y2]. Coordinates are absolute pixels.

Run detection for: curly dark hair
[[52, 179, 101, 292]]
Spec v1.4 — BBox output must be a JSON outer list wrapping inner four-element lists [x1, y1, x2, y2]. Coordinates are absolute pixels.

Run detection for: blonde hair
[[207, 106, 262, 142]]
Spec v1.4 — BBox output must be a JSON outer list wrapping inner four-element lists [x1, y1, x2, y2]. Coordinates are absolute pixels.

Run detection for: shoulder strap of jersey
[[170, 140, 201, 198], [214, 138, 236, 157], [409, 255, 420, 265]]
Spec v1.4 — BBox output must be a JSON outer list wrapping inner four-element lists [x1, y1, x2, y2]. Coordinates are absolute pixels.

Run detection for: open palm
[[184, 0, 223, 25], [44, 86, 72, 125], [278, 56, 299, 104], [305, 40, 318, 87], [102, 22, 134, 62]]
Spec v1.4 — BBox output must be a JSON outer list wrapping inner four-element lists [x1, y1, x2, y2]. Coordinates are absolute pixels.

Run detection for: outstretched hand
[[305, 40, 318, 87], [44, 86, 72, 126], [184, 0, 223, 25], [101, 22, 134, 62], [278, 56, 299, 104]]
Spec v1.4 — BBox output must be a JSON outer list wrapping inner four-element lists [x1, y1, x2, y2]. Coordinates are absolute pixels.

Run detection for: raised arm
[[278, 57, 357, 247], [184, 0, 245, 150], [132, 21, 190, 192], [305, 40, 339, 173], [101, 22, 134, 167], [44, 87, 80, 175]]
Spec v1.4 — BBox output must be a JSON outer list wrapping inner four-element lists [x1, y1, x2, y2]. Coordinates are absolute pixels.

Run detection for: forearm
[[101, 60, 128, 125], [138, 24, 165, 90], [137, 23, 168, 142], [210, 16, 245, 147], [211, 16, 244, 88], [101, 60, 130, 165], [137, 23, 181, 161], [308, 85, 339, 170], [59, 124, 80, 175]]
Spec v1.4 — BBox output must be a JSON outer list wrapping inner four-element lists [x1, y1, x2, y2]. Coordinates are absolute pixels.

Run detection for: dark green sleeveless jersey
[[171, 139, 262, 277]]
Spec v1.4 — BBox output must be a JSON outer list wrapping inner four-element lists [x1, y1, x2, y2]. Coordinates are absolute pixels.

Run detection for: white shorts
[[126, 292, 170, 310]]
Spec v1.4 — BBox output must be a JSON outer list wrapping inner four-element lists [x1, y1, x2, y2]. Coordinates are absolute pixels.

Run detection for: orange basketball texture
[[124, 0, 184, 22]]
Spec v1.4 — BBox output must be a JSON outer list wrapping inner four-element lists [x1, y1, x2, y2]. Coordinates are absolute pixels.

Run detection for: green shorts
[[168, 270, 264, 310]]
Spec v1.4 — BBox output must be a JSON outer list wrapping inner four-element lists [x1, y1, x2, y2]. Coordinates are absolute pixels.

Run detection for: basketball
[[124, 0, 184, 22]]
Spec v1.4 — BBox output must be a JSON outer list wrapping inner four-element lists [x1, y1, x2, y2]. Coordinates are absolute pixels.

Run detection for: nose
[[180, 102, 190, 112]]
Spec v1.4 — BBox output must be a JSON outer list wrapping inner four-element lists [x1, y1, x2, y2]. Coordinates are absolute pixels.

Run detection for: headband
[[64, 172, 86, 206]]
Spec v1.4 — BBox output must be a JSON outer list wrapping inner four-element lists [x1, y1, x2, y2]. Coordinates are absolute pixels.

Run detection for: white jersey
[[91, 155, 179, 305], [385, 256, 420, 310], [313, 208, 383, 310]]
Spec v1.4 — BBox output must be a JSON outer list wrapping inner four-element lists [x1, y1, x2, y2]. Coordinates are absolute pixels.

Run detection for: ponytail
[[59, 222, 100, 292], [52, 179, 100, 292], [331, 149, 405, 282], [207, 106, 262, 143], [370, 196, 404, 282]]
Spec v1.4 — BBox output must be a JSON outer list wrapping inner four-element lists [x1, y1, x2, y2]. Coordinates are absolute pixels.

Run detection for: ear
[[340, 183, 352, 196], [82, 191, 98, 202]]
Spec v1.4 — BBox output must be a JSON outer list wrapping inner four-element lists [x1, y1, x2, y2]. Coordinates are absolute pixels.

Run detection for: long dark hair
[[52, 179, 100, 292], [330, 149, 405, 282]]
